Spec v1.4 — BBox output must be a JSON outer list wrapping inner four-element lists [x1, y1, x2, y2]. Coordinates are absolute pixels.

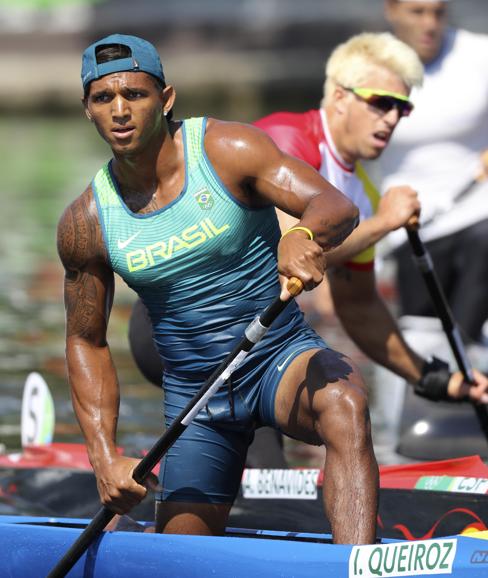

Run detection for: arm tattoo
[[65, 271, 101, 339], [57, 191, 104, 268], [323, 215, 359, 248], [58, 190, 111, 340]]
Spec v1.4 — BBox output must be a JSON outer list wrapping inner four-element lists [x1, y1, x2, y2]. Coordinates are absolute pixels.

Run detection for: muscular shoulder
[[204, 117, 279, 155], [57, 185, 107, 273], [203, 117, 284, 181]]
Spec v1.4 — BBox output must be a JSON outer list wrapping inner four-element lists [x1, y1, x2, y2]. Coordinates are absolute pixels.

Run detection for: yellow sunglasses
[[343, 86, 414, 117]]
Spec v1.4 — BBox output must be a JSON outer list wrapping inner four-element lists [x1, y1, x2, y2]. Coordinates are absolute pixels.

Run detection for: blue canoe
[[1, 515, 488, 578]]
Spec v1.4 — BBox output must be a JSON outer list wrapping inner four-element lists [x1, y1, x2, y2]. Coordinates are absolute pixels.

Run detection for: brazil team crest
[[195, 189, 214, 210]]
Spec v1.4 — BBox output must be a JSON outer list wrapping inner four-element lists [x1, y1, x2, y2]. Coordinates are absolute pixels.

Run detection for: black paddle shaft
[[407, 228, 474, 381], [47, 278, 303, 578], [406, 227, 488, 439]]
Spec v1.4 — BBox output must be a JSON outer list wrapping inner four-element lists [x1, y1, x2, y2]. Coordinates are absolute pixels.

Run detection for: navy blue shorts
[[157, 329, 327, 504]]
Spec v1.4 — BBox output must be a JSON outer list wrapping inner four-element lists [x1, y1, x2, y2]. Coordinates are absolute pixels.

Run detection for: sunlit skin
[[326, 65, 409, 165], [61, 66, 375, 543], [83, 72, 184, 207], [84, 72, 172, 155], [384, 0, 448, 64], [64, 45, 488, 543]]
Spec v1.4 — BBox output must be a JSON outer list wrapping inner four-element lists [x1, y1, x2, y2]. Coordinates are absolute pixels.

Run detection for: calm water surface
[[0, 115, 400, 469]]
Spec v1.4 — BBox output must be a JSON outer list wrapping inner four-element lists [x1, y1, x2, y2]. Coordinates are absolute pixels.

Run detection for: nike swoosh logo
[[117, 231, 142, 250], [277, 350, 301, 372]]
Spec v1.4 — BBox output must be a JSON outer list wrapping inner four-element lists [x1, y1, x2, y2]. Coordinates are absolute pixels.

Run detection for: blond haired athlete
[[255, 31, 488, 402], [129, 32, 488, 474]]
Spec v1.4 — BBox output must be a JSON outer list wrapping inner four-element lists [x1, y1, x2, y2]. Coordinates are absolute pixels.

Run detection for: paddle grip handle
[[287, 276, 304, 297], [406, 215, 420, 231], [259, 277, 303, 329]]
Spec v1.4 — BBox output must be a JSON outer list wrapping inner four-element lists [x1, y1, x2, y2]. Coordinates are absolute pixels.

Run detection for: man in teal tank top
[[58, 33, 383, 544], [126, 31, 488, 473]]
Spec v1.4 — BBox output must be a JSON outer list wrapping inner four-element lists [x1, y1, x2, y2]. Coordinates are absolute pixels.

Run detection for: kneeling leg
[[274, 348, 378, 544]]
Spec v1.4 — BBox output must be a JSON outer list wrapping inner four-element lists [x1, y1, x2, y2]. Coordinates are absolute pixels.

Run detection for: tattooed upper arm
[[57, 188, 114, 342], [57, 189, 100, 271]]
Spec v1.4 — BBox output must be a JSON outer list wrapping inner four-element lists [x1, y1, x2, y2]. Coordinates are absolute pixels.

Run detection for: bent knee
[[315, 379, 371, 447], [315, 353, 369, 410], [320, 379, 369, 419]]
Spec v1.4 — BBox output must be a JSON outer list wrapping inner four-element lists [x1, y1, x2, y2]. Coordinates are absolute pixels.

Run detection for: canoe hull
[[2, 465, 488, 540], [1, 516, 488, 578]]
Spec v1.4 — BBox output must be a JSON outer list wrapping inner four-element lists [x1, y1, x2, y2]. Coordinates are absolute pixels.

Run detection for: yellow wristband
[[281, 226, 314, 241]]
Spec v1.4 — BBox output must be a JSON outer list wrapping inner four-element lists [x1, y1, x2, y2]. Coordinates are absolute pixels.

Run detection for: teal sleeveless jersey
[[92, 117, 308, 377]]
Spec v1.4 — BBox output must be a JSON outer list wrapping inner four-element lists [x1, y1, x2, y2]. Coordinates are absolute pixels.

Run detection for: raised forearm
[[329, 269, 424, 383], [67, 336, 120, 471], [338, 297, 423, 382], [299, 192, 359, 251], [325, 215, 390, 267]]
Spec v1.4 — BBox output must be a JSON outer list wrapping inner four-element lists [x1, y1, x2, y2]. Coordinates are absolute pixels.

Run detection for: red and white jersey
[[254, 109, 380, 269]]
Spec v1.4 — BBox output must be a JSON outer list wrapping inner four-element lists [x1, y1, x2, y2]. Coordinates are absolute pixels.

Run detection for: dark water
[[0, 114, 400, 468]]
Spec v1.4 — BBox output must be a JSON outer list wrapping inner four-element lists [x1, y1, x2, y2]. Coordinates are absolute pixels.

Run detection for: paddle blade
[[21, 372, 55, 447]]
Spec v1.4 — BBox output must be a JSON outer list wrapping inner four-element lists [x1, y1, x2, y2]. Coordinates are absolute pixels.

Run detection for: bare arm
[[325, 185, 420, 267], [328, 266, 488, 402], [205, 120, 359, 293], [57, 189, 153, 513], [328, 266, 424, 382]]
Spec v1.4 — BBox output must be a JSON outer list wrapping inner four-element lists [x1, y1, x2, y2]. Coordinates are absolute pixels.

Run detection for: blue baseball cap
[[81, 34, 165, 90]]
